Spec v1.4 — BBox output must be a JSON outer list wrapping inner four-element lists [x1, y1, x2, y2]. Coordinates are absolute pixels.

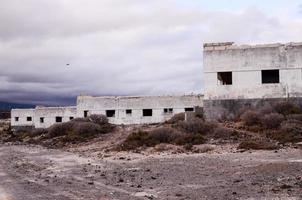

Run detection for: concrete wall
[[11, 107, 77, 128], [11, 109, 35, 127], [203, 42, 302, 120], [204, 42, 302, 100], [77, 95, 203, 124], [34, 106, 77, 128], [11, 95, 203, 128]]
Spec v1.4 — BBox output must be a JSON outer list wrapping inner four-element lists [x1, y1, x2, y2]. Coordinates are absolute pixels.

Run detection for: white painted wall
[[11, 109, 35, 127], [203, 42, 302, 100], [11, 95, 204, 128], [34, 106, 77, 128], [77, 95, 204, 125]]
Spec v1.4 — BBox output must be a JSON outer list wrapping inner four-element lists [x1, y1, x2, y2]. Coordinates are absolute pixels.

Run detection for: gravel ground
[[0, 144, 301, 200]]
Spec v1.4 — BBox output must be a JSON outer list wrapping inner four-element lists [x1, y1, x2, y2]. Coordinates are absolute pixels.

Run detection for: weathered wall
[[11, 109, 35, 127], [204, 98, 302, 121], [77, 95, 204, 124], [34, 106, 77, 128], [203, 42, 302, 120], [204, 42, 302, 100]]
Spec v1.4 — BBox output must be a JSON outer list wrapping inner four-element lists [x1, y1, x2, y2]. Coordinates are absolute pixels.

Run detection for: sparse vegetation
[[261, 113, 284, 129], [120, 126, 206, 150], [240, 110, 261, 126], [274, 101, 301, 116], [167, 113, 185, 124], [238, 140, 278, 150], [177, 118, 216, 134]]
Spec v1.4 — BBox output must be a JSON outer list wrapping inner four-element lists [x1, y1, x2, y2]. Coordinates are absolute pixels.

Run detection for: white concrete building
[[203, 42, 302, 120], [77, 95, 203, 125], [11, 95, 203, 129]]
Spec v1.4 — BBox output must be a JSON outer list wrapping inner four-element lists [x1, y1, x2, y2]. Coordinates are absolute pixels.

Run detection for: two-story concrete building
[[203, 42, 302, 120]]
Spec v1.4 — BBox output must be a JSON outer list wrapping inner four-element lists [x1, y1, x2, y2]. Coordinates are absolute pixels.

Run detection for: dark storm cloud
[[0, 0, 302, 105]]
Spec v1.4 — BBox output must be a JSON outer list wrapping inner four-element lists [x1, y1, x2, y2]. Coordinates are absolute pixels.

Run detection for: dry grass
[[240, 110, 262, 126], [238, 140, 278, 150]]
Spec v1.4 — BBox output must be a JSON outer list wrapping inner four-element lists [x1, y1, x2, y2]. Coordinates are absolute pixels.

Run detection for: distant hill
[[0, 101, 35, 111]]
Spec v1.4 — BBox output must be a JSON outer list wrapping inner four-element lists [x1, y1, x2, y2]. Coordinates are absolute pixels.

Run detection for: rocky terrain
[[0, 142, 301, 200], [1, 101, 302, 200]]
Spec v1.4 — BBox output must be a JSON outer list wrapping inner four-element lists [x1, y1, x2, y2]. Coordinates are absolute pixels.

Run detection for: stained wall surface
[[77, 95, 203, 124], [203, 42, 302, 120], [11, 95, 204, 128], [203, 42, 302, 100]]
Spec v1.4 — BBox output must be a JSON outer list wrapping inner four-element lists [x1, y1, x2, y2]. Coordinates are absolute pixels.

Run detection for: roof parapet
[[203, 42, 234, 51], [203, 42, 302, 51]]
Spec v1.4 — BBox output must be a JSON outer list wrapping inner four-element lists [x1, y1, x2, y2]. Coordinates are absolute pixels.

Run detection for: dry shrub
[[121, 130, 151, 150], [174, 133, 206, 146], [238, 140, 278, 150], [48, 122, 73, 138], [47, 115, 114, 144], [192, 144, 215, 153], [167, 113, 185, 124], [31, 128, 48, 136], [259, 104, 274, 115], [212, 126, 238, 140], [149, 127, 182, 144], [240, 110, 261, 126], [121, 127, 206, 150], [261, 113, 284, 129], [287, 114, 302, 122], [274, 101, 301, 116], [177, 118, 216, 134], [267, 120, 302, 144], [88, 114, 108, 125]]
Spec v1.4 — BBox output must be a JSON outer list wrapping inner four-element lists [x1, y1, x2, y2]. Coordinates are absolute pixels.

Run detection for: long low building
[[11, 95, 204, 129]]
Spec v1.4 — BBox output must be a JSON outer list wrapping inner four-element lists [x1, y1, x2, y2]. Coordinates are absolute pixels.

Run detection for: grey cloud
[[1, 1, 302, 105]]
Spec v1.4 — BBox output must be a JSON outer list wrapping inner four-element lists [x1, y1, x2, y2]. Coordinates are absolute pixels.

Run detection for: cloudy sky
[[1, 0, 302, 105]]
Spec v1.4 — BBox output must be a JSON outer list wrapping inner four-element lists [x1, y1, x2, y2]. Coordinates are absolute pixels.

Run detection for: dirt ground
[[0, 143, 301, 200]]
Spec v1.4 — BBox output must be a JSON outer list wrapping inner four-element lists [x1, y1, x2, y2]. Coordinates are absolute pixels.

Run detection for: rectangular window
[[143, 109, 153, 117], [217, 72, 232, 85], [15, 117, 19, 122], [69, 117, 74, 120], [40, 117, 44, 123], [164, 108, 173, 114], [262, 69, 280, 84], [56, 116, 63, 123], [126, 109, 132, 115], [84, 110, 88, 118], [106, 110, 116, 118], [185, 108, 194, 112], [27, 117, 32, 121]]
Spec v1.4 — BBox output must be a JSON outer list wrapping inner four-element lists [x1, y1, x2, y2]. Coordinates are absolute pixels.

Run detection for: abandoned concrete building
[[203, 42, 302, 120], [11, 41, 302, 128], [11, 95, 203, 128]]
